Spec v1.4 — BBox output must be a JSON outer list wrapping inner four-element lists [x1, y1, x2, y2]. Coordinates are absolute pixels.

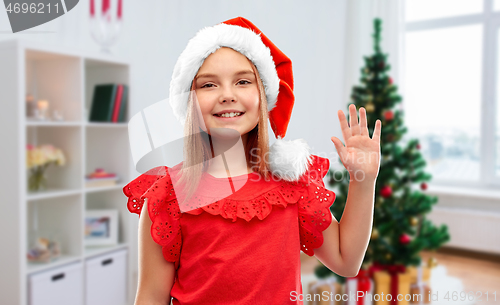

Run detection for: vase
[[28, 166, 48, 192]]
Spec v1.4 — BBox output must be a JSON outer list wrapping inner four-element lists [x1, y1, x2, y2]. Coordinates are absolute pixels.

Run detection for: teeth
[[216, 112, 243, 118]]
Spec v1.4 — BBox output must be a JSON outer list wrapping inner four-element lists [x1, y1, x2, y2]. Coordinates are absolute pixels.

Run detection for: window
[[404, 0, 500, 187], [406, 0, 482, 22]]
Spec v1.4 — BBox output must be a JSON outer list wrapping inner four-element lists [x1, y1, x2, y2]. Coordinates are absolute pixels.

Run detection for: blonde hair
[[174, 53, 272, 205]]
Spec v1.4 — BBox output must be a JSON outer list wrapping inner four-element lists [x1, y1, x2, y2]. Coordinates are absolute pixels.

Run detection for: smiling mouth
[[213, 112, 245, 118]]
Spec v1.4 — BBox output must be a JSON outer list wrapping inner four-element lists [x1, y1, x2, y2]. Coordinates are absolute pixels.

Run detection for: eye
[[201, 83, 215, 88], [238, 80, 251, 85]]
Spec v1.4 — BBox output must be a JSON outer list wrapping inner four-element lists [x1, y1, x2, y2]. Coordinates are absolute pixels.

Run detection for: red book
[[112, 84, 123, 122]]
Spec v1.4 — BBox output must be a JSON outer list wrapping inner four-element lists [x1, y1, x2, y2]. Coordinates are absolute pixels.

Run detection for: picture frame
[[84, 209, 118, 246]]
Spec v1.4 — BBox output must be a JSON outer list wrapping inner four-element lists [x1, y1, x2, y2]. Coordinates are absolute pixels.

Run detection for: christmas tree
[[315, 18, 450, 282]]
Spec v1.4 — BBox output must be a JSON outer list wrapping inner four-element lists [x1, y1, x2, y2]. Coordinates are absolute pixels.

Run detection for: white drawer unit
[[85, 249, 128, 305], [29, 262, 84, 305]]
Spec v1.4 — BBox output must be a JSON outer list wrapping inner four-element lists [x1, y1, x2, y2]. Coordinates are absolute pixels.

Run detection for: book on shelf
[[85, 176, 119, 188], [89, 83, 129, 123], [111, 85, 123, 123], [118, 84, 129, 122], [85, 168, 119, 188]]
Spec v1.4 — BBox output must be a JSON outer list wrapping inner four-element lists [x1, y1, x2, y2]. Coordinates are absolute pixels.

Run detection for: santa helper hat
[[169, 17, 313, 182]]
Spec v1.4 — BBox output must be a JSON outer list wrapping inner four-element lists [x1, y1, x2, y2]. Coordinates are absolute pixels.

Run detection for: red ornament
[[380, 185, 392, 198], [416, 143, 421, 150], [399, 234, 411, 245], [389, 77, 393, 85], [421, 182, 427, 190], [384, 110, 394, 121]]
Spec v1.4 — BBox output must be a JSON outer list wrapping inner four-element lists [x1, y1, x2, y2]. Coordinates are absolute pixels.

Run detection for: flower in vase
[[27, 144, 66, 191]]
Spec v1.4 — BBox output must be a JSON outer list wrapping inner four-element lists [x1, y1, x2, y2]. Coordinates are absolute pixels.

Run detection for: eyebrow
[[195, 70, 255, 80]]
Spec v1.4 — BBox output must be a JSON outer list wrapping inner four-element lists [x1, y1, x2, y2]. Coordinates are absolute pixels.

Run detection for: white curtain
[[342, 0, 406, 110]]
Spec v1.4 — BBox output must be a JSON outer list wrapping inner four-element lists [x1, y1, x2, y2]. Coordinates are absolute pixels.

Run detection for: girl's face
[[194, 47, 260, 140]]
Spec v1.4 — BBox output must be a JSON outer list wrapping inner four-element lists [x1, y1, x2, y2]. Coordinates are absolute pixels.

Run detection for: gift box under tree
[[345, 268, 374, 305], [369, 262, 412, 305]]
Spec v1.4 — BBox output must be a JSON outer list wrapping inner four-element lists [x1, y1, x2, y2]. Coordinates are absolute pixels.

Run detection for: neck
[[207, 132, 251, 178]]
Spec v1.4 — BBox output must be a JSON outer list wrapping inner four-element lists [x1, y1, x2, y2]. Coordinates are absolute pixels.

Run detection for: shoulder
[[294, 155, 335, 256], [122, 164, 183, 268], [297, 154, 330, 185], [122, 162, 183, 215]]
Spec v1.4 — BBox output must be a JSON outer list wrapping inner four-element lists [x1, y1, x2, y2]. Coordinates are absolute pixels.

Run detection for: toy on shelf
[[27, 235, 61, 264]]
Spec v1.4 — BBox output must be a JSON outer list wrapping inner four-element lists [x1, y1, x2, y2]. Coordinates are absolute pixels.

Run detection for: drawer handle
[[102, 258, 113, 266], [52, 273, 65, 282]]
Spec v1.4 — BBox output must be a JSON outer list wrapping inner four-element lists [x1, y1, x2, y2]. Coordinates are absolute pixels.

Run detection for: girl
[[123, 17, 381, 305]]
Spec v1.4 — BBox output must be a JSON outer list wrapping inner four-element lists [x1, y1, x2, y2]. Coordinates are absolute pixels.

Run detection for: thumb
[[330, 136, 345, 155]]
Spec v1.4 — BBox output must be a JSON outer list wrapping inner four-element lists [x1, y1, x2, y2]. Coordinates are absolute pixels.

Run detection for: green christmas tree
[[315, 18, 450, 282]]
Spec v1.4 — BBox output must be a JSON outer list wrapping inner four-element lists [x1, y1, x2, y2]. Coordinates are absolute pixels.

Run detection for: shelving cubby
[[27, 194, 83, 274]]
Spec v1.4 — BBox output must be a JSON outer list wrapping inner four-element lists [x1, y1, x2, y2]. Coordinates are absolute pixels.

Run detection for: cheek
[[196, 94, 215, 117], [250, 91, 260, 116], [244, 94, 260, 124], [246, 88, 260, 110]]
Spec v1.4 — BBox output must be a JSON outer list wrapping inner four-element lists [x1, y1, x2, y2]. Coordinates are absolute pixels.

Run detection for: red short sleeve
[[123, 166, 182, 269], [297, 155, 336, 256]]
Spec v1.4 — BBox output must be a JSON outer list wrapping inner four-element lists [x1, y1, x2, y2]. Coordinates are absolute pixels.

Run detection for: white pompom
[[268, 137, 313, 182]]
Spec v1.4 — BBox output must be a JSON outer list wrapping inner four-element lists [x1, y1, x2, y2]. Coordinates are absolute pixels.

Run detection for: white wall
[[0, 0, 348, 163]]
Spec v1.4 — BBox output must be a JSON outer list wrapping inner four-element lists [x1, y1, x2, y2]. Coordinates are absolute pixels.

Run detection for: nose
[[219, 85, 236, 104]]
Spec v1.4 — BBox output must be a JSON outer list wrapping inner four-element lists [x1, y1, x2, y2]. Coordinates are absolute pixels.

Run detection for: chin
[[210, 126, 252, 139]]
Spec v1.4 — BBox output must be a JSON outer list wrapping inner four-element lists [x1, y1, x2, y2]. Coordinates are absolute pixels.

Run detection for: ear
[[268, 137, 313, 182]]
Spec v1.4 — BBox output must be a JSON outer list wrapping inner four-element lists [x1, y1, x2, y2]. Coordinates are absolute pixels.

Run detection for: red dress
[[123, 155, 336, 305]]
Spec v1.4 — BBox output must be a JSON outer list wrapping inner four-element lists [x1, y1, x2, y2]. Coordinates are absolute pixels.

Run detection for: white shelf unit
[[0, 38, 134, 305]]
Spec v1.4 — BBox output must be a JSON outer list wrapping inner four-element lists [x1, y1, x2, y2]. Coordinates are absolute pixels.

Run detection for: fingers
[[360, 107, 368, 137], [337, 110, 351, 144], [349, 104, 360, 136], [372, 119, 382, 144], [339, 104, 381, 145]]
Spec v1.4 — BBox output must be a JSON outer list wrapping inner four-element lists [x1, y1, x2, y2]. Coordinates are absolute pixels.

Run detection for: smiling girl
[[123, 17, 381, 305]]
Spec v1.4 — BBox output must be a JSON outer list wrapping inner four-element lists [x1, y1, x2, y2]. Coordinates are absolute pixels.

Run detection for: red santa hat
[[169, 16, 313, 181]]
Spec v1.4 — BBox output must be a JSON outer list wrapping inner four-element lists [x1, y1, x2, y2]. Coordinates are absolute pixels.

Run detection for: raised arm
[[315, 104, 381, 277]]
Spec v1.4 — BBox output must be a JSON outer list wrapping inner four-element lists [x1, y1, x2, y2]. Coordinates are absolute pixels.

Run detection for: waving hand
[[330, 104, 382, 182]]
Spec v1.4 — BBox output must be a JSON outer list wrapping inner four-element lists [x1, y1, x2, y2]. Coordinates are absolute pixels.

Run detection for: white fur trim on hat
[[169, 23, 280, 126], [268, 137, 313, 182]]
